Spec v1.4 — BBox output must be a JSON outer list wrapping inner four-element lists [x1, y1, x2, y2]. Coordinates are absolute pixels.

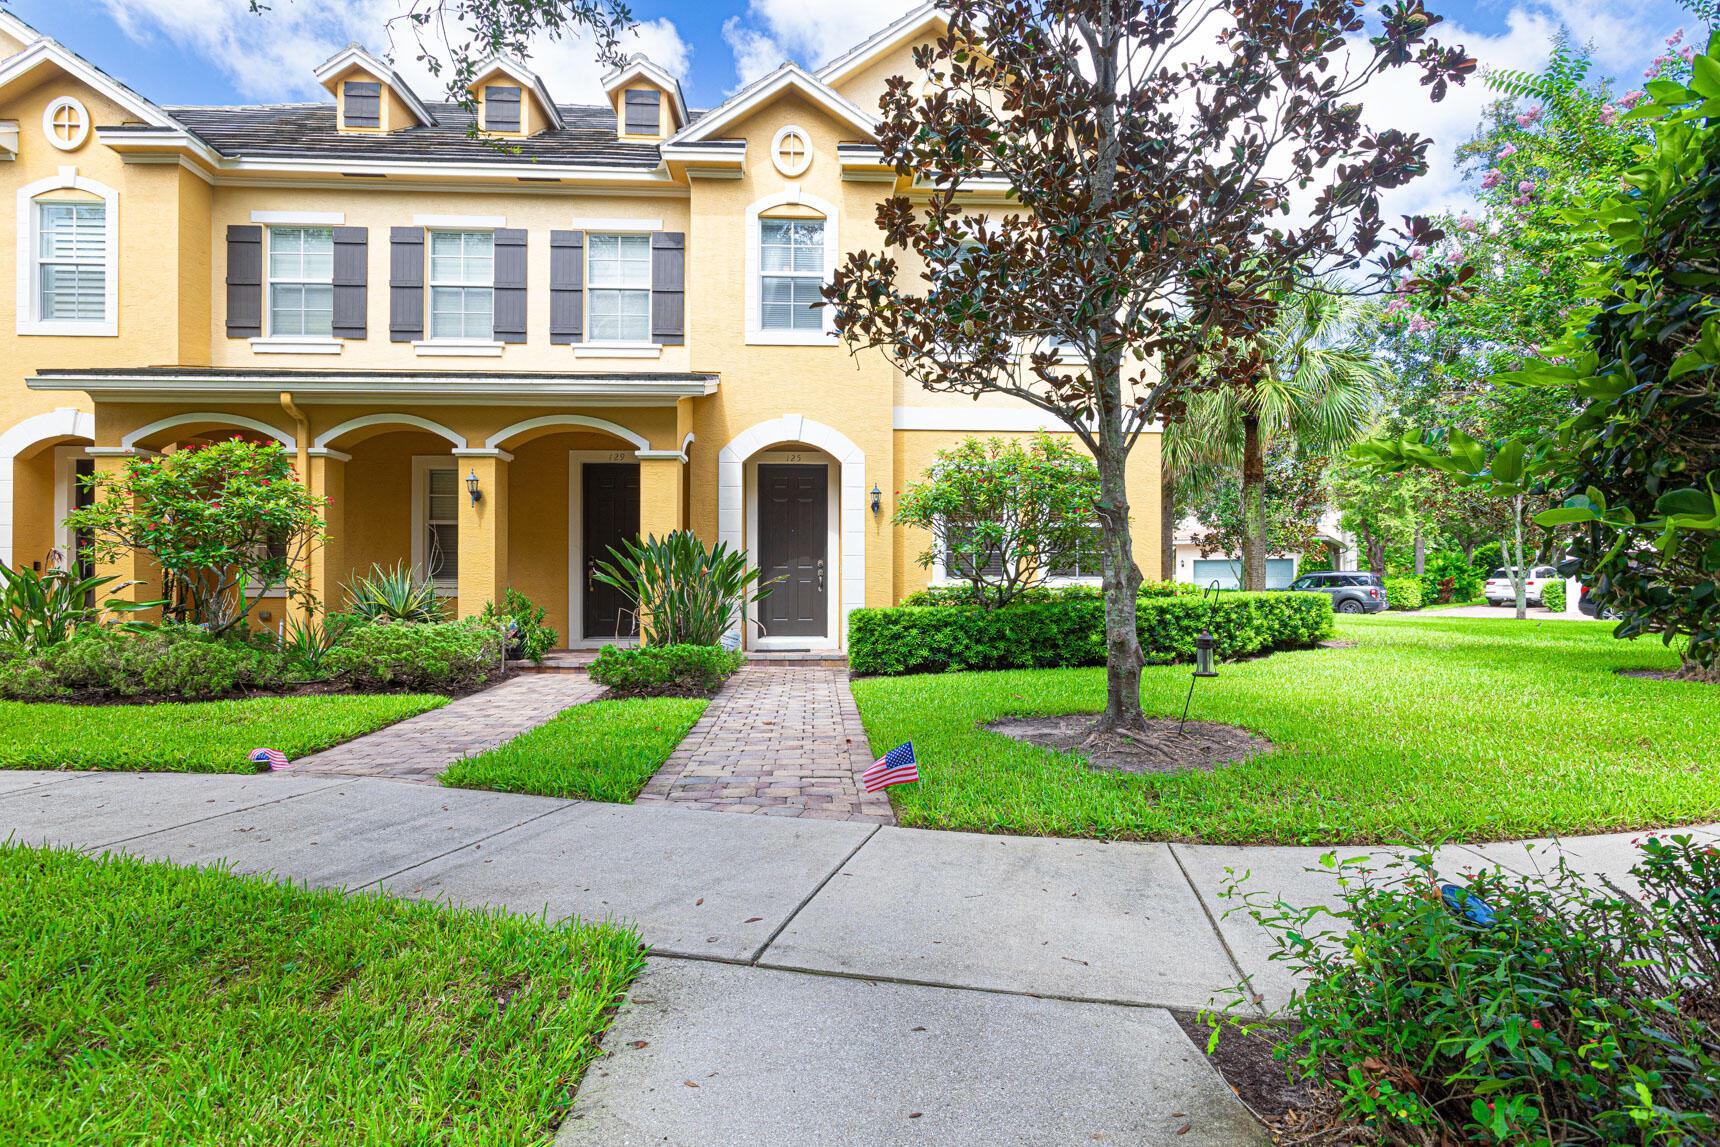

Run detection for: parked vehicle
[[1286, 570, 1389, 614], [1485, 566, 1559, 607]]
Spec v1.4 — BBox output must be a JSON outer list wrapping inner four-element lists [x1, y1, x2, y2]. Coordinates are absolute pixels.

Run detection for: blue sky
[[7, 0, 1699, 215]]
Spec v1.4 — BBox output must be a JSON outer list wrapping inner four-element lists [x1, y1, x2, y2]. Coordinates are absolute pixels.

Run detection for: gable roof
[[815, 3, 946, 89], [602, 54, 690, 128], [312, 43, 438, 127], [0, 19, 181, 129], [667, 62, 877, 146], [467, 55, 564, 131]]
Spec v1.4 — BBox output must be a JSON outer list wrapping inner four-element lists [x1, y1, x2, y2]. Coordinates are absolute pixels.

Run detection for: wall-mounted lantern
[[870, 483, 882, 515], [466, 468, 482, 506]]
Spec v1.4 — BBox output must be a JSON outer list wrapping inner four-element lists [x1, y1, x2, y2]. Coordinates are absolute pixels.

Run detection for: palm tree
[[1175, 283, 1390, 589]]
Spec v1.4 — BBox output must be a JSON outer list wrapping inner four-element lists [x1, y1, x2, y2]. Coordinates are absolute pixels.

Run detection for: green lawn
[[850, 616, 1720, 845], [0, 694, 448, 773], [442, 697, 708, 801], [0, 844, 642, 1146]]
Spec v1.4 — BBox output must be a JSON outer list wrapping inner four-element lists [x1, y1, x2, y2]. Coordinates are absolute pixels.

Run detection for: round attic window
[[42, 96, 90, 151], [771, 125, 812, 177]]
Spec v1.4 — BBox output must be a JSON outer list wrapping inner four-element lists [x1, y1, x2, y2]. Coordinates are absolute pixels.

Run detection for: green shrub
[[849, 592, 1330, 675], [480, 589, 558, 663], [323, 620, 503, 693], [899, 581, 1194, 608], [1541, 579, 1567, 613], [588, 643, 743, 697], [0, 561, 125, 653], [1383, 576, 1423, 611], [1135, 592, 1333, 665], [0, 625, 288, 702], [1219, 836, 1720, 1143], [346, 563, 448, 623], [1420, 550, 1483, 603], [593, 531, 771, 646]]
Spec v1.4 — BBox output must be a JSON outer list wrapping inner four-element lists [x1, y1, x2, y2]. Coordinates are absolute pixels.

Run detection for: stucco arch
[[313, 413, 466, 451], [485, 414, 649, 453], [718, 414, 866, 644], [0, 407, 95, 566], [122, 412, 295, 451]]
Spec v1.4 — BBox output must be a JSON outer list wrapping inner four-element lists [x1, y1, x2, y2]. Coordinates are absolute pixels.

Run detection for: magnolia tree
[[827, 0, 1471, 735], [65, 439, 326, 633], [895, 434, 1102, 607]]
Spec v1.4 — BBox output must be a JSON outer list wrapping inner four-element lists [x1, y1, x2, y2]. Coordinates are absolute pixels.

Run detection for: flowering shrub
[[1214, 836, 1720, 1143]]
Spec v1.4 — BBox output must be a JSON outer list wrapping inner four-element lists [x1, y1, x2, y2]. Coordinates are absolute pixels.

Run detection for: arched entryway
[[718, 415, 865, 649], [0, 407, 96, 570]]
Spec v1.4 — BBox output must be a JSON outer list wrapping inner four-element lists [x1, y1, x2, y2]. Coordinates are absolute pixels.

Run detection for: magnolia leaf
[[1655, 488, 1716, 518], [1692, 54, 1720, 98], [1492, 440, 1526, 485], [1535, 507, 1598, 526]]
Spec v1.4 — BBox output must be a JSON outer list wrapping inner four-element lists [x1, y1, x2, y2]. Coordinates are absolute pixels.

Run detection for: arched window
[[16, 171, 118, 336], [745, 190, 838, 345]]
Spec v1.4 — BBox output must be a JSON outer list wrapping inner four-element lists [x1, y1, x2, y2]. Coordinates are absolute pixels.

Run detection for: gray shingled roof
[[118, 102, 691, 169]]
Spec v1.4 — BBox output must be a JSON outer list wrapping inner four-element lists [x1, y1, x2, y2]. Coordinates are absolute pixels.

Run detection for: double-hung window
[[267, 227, 334, 337], [587, 233, 651, 343], [429, 230, 494, 340], [424, 466, 460, 583], [759, 218, 824, 331], [1049, 524, 1104, 580], [37, 201, 107, 322]]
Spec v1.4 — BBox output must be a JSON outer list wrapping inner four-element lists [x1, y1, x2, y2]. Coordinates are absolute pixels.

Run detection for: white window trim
[[575, 217, 662, 233], [571, 343, 662, 359], [586, 231, 654, 346], [413, 339, 504, 357], [41, 96, 89, 151], [413, 213, 506, 228], [16, 167, 118, 337], [744, 188, 839, 347], [425, 227, 497, 343], [410, 455, 460, 592], [251, 210, 345, 225], [770, 124, 812, 177], [264, 224, 338, 345]]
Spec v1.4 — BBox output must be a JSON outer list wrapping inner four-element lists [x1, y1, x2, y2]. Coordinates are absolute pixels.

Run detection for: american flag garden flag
[[249, 747, 290, 771], [862, 742, 919, 792]]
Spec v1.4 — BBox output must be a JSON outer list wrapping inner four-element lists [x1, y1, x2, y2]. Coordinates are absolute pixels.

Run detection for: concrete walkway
[[636, 665, 895, 823], [293, 673, 602, 783], [1, 769, 1709, 1145]]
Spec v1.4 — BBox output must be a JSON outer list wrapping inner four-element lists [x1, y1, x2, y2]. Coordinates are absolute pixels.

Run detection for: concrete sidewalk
[[2, 769, 1708, 1146]]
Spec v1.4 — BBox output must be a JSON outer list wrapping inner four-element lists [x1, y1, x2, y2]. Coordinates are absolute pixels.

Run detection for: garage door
[[1191, 558, 1296, 590]]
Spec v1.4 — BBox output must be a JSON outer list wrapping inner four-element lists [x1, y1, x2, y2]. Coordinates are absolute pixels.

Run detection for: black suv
[[1287, 570, 1389, 614]]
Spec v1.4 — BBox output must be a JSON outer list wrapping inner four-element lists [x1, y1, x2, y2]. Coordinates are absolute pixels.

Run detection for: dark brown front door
[[583, 463, 640, 638], [758, 463, 828, 639]]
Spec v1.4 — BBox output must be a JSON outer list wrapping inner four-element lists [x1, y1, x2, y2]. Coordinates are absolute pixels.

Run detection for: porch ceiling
[[29, 367, 719, 407]]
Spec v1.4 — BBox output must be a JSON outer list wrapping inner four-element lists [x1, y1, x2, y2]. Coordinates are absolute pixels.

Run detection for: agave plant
[[277, 611, 355, 673], [0, 561, 126, 652], [592, 531, 776, 646], [345, 563, 447, 623]]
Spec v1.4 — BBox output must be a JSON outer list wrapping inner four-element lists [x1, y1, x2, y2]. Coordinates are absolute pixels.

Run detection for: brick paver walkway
[[293, 674, 602, 784], [636, 665, 894, 823]]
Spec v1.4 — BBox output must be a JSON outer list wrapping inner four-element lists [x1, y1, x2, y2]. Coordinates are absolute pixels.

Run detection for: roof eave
[[666, 63, 878, 146], [30, 372, 720, 407]]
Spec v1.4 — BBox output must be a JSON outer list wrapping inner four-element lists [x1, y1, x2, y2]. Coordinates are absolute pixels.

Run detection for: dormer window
[[623, 89, 660, 136], [484, 85, 521, 133], [342, 81, 380, 128]]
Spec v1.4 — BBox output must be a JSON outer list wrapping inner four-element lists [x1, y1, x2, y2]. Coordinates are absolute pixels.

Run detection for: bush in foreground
[[1541, 579, 1567, 613], [589, 643, 743, 697], [1217, 836, 1720, 1143], [0, 844, 642, 1142], [849, 591, 1331, 676], [323, 619, 504, 693]]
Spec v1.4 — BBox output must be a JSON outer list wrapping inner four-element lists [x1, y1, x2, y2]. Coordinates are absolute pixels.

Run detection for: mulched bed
[[1170, 1013, 1363, 1143], [982, 714, 1273, 774], [1616, 666, 1719, 684]]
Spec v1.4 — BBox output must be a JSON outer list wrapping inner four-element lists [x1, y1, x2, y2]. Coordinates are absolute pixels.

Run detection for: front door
[[583, 463, 640, 638], [757, 463, 828, 640]]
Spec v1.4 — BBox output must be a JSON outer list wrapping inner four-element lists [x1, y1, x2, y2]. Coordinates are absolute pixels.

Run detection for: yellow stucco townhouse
[[0, 5, 1162, 652]]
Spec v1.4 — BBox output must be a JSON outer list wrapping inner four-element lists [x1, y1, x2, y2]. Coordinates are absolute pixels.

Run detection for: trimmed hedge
[[898, 580, 1195, 608], [323, 620, 504, 693], [1384, 577, 1424, 611], [589, 643, 743, 697], [848, 591, 1332, 676], [1541, 579, 1567, 613]]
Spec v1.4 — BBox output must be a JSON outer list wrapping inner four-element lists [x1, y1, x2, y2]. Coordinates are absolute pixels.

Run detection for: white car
[[1485, 566, 1559, 607]]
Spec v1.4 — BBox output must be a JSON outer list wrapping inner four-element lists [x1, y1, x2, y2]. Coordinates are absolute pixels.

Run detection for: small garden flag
[[249, 747, 290, 771], [862, 742, 919, 792]]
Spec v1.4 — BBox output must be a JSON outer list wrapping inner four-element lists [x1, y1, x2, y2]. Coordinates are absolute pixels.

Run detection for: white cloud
[[97, 0, 689, 106], [721, 0, 924, 87]]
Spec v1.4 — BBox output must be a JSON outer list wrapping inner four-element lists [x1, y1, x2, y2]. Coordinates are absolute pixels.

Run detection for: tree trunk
[[1511, 496, 1527, 621], [1240, 413, 1266, 591], [1093, 436, 1146, 734], [1413, 529, 1425, 576], [1159, 461, 1176, 583]]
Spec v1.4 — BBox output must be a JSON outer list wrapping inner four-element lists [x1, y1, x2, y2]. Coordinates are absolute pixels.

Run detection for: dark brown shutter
[[492, 228, 527, 343], [343, 81, 381, 128], [225, 225, 262, 338], [549, 230, 584, 344], [624, 89, 661, 135], [651, 231, 685, 345], [331, 226, 367, 339], [389, 226, 424, 342], [484, 85, 522, 132]]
